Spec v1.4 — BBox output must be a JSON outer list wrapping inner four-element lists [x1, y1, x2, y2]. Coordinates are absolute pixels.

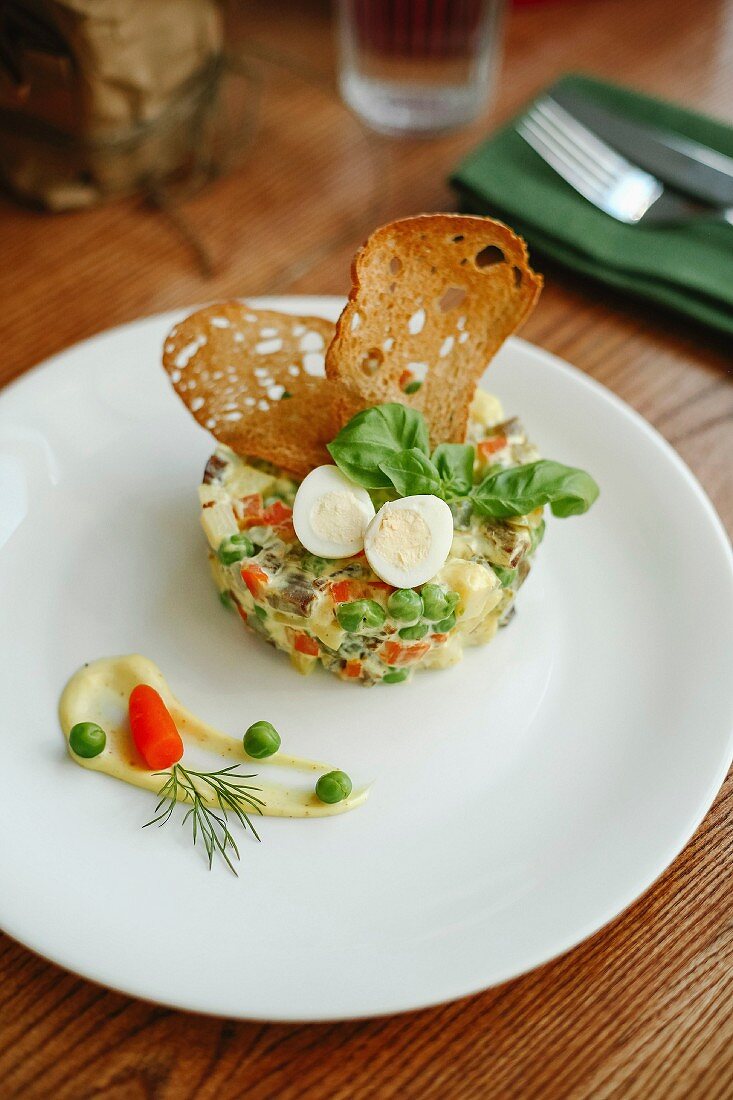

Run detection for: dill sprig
[[144, 763, 265, 875]]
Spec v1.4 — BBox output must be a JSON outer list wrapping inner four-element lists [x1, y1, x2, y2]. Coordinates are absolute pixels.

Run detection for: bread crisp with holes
[[162, 302, 347, 479], [325, 215, 542, 445]]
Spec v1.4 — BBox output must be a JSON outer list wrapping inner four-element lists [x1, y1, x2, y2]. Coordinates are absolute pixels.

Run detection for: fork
[[517, 97, 733, 227]]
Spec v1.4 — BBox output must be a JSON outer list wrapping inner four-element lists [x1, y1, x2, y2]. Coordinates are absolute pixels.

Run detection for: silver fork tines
[[518, 97, 664, 223]]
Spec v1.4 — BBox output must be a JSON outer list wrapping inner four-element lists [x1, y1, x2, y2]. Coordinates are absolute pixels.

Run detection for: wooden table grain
[[1, 1, 731, 1096]]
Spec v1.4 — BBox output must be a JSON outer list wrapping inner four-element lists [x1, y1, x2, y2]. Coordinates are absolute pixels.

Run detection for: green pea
[[404, 380, 422, 395], [243, 720, 281, 759], [382, 669, 409, 684], [433, 613, 456, 633], [315, 770, 353, 804], [446, 591, 460, 612], [219, 589, 235, 609], [420, 584, 450, 621], [387, 588, 423, 622], [69, 721, 106, 759], [337, 599, 386, 633], [399, 622, 428, 641], [254, 604, 267, 620], [217, 533, 255, 565], [492, 565, 518, 588]]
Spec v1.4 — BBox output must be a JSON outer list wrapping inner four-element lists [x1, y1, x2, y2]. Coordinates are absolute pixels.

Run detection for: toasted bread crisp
[[325, 214, 542, 444], [162, 302, 346, 478]]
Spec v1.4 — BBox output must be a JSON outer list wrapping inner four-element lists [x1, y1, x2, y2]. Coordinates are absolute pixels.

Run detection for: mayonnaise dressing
[[59, 655, 369, 818]]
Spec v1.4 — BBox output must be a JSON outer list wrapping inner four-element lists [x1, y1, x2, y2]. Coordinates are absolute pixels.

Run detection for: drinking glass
[[337, 0, 505, 136]]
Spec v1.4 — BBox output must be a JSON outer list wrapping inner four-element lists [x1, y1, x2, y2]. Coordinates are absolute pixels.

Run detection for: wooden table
[[1, 1, 731, 1096]]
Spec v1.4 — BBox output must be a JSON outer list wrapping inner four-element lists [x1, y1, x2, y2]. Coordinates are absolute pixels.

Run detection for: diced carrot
[[274, 519, 296, 540], [330, 579, 356, 604], [241, 564, 268, 596], [344, 659, 362, 678], [235, 602, 248, 623], [238, 493, 264, 526], [294, 632, 319, 657], [261, 500, 292, 526], [241, 493, 263, 513], [399, 369, 414, 389], [432, 633, 448, 643], [478, 436, 507, 458], [381, 640, 431, 667], [128, 684, 184, 770]]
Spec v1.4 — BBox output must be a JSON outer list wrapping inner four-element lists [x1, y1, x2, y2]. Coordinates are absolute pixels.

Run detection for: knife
[[551, 86, 733, 208]]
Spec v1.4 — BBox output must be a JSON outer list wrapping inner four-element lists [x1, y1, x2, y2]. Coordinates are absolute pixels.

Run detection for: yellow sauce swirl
[[59, 655, 369, 818]]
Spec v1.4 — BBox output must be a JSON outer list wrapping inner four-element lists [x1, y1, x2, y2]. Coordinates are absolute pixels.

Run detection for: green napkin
[[450, 74, 733, 337]]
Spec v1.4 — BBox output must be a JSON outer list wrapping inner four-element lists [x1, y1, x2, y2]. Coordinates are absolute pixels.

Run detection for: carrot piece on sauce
[[128, 684, 184, 770], [344, 659, 362, 678]]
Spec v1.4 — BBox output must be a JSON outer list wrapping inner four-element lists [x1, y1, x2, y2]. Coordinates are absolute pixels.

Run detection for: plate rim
[[1, 297, 732, 1022]]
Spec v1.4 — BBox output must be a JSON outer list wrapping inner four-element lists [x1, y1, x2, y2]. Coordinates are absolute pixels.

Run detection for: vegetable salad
[[199, 391, 546, 685]]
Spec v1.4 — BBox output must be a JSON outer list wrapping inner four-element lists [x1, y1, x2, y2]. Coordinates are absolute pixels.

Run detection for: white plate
[[1, 297, 732, 1022]]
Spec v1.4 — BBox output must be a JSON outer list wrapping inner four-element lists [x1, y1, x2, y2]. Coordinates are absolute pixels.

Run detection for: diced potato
[[465, 612, 500, 647], [470, 389, 504, 428], [308, 592, 346, 650], [199, 484, 227, 506], [437, 558, 501, 623], [313, 618, 345, 650], [421, 633, 463, 669], [290, 650, 317, 675], [200, 501, 239, 551], [225, 463, 279, 498], [449, 533, 474, 560], [271, 610, 310, 627]]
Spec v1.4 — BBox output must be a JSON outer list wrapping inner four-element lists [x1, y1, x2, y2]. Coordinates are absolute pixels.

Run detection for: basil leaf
[[378, 449, 443, 497], [471, 460, 599, 518], [432, 443, 475, 496], [327, 403, 430, 489]]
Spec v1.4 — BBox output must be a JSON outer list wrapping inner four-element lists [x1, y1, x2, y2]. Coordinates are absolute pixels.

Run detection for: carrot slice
[[128, 684, 184, 770]]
